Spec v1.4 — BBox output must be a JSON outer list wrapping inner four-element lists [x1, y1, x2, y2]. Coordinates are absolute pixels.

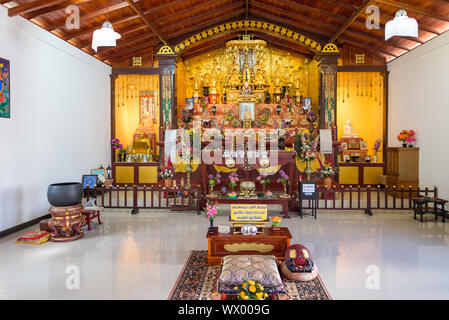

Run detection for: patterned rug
[[168, 250, 332, 300]]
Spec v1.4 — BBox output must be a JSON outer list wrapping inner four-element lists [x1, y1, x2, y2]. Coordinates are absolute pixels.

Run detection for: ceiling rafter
[[8, 0, 67, 17], [125, 0, 167, 46], [330, 0, 372, 43], [23, 0, 91, 20], [374, 0, 449, 23]]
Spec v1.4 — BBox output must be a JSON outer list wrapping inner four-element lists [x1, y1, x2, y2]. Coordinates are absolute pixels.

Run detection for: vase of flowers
[[111, 138, 126, 162], [319, 163, 337, 189], [407, 130, 416, 147], [226, 172, 239, 193], [202, 200, 221, 233], [208, 173, 221, 198], [257, 174, 270, 196], [397, 130, 415, 148], [373, 138, 382, 163], [277, 170, 291, 198], [295, 130, 319, 181], [160, 157, 176, 188], [271, 216, 281, 231], [306, 111, 317, 133], [238, 280, 268, 300]]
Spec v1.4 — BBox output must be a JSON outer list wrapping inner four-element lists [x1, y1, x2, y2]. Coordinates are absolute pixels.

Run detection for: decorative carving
[[157, 45, 175, 55], [321, 43, 340, 53], [224, 243, 275, 253]]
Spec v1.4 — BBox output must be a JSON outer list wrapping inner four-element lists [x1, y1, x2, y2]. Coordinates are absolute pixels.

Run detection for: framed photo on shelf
[[341, 142, 348, 150], [360, 141, 368, 150], [82, 175, 98, 189], [365, 155, 372, 163], [91, 168, 106, 183], [239, 102, 255, 121], [343, 154, 351, 163]]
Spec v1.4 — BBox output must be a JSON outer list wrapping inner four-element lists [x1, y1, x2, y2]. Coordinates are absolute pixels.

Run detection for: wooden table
[[206, 196, 292, 218], [412, 197, 448, 222], [206, 227, 292, 265]]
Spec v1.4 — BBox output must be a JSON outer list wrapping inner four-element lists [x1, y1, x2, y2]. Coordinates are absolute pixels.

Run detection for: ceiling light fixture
[[385, 9, 418, 41], [91, 6, 121, 52]]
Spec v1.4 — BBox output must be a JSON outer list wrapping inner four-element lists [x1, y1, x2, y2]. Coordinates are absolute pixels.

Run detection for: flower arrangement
[[271, 216, 281, 230], [374, 138, 382, 152], [226, 113, 234, 122], [294, 130, 319, 161], [306, 111, 317, 123], [208, 173, 221, 188], [202, 200, 221, 232], [397, 130, 416, 146], [257, 174, 270, 194], [111, 138, 126, 155], [226, 172, 239, 192], [319, 163, 337, 178], [160, 157, 176, 179], [180, 108, 193, 124], [237, 280, 268, 300], [277, 170, 291, 197]]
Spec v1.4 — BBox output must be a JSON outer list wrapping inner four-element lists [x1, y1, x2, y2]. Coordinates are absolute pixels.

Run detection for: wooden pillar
[[317, 44, 342, 130], [155, 46, 178, 139]]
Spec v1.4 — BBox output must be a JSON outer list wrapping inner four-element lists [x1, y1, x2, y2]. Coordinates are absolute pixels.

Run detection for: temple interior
[[1, 0, 449, 303]]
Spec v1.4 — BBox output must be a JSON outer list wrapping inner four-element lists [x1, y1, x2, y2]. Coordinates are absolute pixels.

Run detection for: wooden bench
[[412, 197, 448, 222]]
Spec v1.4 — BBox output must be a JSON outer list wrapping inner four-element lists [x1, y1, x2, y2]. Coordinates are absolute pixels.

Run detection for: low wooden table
[[412, 197, 448, 222], [206, 196, 292, 218], [206, 227, 292, 265]]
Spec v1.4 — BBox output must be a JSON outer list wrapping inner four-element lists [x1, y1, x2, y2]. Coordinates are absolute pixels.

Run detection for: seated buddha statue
[[228, 67, 241, 87], [274, 74, 282, 94], [342, 120, 359, 138], [131, 132, 152, 162], [210, 71, 219, 94], [254, 68, 266, 86]]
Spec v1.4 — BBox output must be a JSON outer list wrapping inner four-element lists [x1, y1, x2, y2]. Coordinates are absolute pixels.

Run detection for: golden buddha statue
[[254, 68, 266, 85], [210, 71, 219, 94], [274, 74, 282, 94], [228, 67, 241, 87], [242, 56, 252, 84], [131, 132, 153, 162]]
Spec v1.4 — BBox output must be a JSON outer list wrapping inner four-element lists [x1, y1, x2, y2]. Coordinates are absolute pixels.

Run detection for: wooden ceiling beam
[[8, 0, 68, 17], [316, 0, 357, 12], [270, 0, 348, 23], [339, 36, 397, 58], [125, 0, 167, 46], [50, 2, 130, 30], [23, 0, 91, 19], [329, 0, 372, 43], [374, 0, 449, 22]]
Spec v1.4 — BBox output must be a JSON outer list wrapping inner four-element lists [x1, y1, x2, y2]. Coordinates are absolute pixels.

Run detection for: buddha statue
[[242, 56, 252, 84], [274, 74, 282, 94], [131, 132, 153, 162], [210, 71, 219, 94], [228, 67, 241, 86], [254, 68, 266, 86], [342, 120, 359, 138]]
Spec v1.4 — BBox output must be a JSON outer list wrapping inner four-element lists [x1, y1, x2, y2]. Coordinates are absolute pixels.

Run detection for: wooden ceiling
[[2, 0, 449, 64]]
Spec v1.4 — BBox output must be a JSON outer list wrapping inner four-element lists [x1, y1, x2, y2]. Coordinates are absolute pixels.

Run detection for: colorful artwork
[[0, 58, 10, 118]]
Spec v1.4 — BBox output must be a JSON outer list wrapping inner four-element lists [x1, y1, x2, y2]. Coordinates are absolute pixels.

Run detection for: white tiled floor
[[0, 209, 448, 300]]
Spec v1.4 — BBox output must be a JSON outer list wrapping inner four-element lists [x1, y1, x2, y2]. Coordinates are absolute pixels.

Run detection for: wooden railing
[[297, 186, 438, 215], [84, 185, 203, 214]]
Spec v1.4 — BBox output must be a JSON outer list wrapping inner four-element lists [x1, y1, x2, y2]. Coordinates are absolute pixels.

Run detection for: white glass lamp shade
[[385, 9, 418, 41], [92, 21, 121, 52]]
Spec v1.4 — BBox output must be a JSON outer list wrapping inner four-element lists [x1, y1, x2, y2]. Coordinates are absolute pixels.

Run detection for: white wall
[[388, 31, 449, 199], [0, 6, 111, 232]]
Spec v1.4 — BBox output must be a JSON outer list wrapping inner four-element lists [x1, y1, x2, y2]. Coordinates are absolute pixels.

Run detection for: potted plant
[[271, 216, 281, 231], [160, 157, 176, 188], [202, 200, 221, 233], [407, 130, 416, 147], [397, 130, 411, 147], [238, 280, 268, 300], [208, 173, 221, 198], [277, 170, 291, 198], [318, 163, 337, 189]]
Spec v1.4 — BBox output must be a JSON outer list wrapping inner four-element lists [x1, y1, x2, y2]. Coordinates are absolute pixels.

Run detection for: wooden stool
[[412, 198, 428, 222], [81, 210, 102, 231], [432, 198, 448, 222]]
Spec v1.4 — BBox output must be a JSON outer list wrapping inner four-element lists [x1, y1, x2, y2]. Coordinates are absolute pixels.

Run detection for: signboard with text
[[300, 182, 317, 199], [230, 204, 268, 222]]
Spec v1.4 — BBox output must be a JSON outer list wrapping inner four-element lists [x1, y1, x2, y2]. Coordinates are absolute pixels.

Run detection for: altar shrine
[[110, 35, 387, 193]]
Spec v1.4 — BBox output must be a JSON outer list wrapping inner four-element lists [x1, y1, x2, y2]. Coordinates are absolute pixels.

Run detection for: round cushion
[[280, 261, 318, 282]]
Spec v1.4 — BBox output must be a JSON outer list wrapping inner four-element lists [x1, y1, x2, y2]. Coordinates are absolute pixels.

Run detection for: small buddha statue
[[342, 120, 359, 138], [210, 71, 219, 94], [228, 67, 241, 86], [254, 68, 266, 86], [131, 132, 152, 161], [241, 81, 252, 95], [274, 74, 282, 94]]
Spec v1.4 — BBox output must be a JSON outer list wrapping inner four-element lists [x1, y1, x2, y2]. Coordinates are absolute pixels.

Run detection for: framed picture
[[82, 175, 98, 189], [365, 155, 372, 163], [91, 168, 106, 183], [139, 90, 157, 123], [239, 102, 255, 121], [343, 154, 351, 163], [341, 142, 348, 150], [360, 141, 368, 150], [0, 58, 10, 118]]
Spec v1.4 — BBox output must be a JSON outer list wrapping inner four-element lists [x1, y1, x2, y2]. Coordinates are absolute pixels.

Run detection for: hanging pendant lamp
[[92, 4, 121, 52], [385, 9, 418, 41]]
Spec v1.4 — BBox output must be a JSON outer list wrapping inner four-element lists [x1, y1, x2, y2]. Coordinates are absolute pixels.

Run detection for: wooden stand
[[206, 227, 291, 265]]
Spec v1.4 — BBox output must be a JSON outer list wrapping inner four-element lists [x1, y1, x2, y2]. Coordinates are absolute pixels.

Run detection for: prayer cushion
[[219, 255, 284, 288], [279, 261, 319, 282]]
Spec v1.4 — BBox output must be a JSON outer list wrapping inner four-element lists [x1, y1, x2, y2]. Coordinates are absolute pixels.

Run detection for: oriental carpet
[[168, 250, 331, 300]]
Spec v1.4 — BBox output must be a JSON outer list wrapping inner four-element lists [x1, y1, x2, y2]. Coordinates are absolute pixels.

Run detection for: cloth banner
[[164, 129, 178, 162], [320, 129, 333, 155]]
